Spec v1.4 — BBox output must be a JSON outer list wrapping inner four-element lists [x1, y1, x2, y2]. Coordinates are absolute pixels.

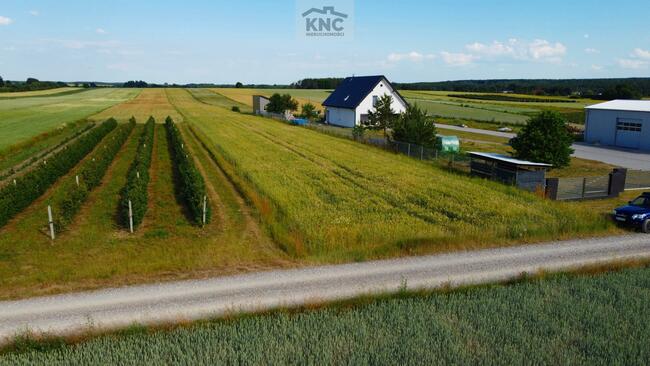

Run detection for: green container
[[437, 135, 460, 153]]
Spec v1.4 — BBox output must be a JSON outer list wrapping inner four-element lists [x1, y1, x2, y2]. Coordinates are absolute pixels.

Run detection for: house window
[[617, 119, 643, 132], [372, 96, 378, 106]]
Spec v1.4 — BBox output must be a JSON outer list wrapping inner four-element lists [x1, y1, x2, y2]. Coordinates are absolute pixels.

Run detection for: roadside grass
[[0, 122, 290, 300], [169, 88, 616, 263], [2, 263, 649, 364], [90, 88, 182, 123], [0, 88, 139, 150]]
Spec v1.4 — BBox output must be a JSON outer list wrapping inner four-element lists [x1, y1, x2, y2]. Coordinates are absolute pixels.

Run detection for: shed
[[584, 100, 650, 150], [253, 95, 270, 115], [468, 152, 552, 192]]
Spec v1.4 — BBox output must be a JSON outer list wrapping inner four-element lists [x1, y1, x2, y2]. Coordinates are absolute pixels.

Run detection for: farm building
[[252, 95, 270, 115], [584, 100, 650, 150], [322, 75, 408, 127]]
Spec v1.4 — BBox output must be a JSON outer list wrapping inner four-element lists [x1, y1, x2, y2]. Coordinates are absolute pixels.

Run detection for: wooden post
[[407, 143, 411, 157], [420, 146, 424, 160], [202, 195, 207, 226], [128, 200, 134, 233], [47, 205, 55, 241]]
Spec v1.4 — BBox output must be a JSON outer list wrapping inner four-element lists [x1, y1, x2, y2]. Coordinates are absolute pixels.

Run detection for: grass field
[[4, 266, 648, 364], [91, 88, 182, 123], [0, 88, 139, 151], [0, 87, 81, 98], [169, 88, 614, 262], [213, 88, 330, 111]]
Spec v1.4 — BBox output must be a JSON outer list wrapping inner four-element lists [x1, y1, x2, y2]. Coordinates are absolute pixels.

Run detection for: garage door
[[615, 119, 643, 149]]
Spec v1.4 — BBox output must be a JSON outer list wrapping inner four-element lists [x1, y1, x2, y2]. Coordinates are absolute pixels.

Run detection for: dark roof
[[323, 75, 406, 109]]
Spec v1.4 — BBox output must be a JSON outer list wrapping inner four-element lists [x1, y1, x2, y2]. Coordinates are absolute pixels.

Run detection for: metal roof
[[585, 100, 650, 113], [468, 152, 553, 167], [322, 75, 409, 109]]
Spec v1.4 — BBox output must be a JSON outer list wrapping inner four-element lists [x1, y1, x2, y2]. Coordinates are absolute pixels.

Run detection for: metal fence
[[625, 170, 650, 191], [391, 140, 470, 170], [554, 175, 610, 200]]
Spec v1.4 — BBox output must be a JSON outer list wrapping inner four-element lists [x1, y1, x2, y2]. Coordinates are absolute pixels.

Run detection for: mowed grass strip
[[4, 266, 649, 364], [0, 88, 139, 150], [90, 88, 182, 123], [169, 89, 614, 262]]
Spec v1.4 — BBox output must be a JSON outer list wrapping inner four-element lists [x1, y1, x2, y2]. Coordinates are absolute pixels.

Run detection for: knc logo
[[302, 6, 347, 35]]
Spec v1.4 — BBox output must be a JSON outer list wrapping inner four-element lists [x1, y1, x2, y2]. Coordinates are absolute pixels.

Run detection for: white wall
[[355, 79, 408, 124], [585, 109, 650, 150], [326, 107, 356, 127]]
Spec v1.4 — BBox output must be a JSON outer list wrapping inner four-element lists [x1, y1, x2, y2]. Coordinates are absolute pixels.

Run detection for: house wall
[[585, 109, 650, 150], [326, 107, 356, 127], [253, 96, 269, 115], [355, 80, 408, 124]]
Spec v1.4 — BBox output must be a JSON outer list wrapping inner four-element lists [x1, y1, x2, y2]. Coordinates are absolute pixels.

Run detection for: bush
[[231, 106, 240, 113], [0, 119, 118, 228], [165, 117, 211, 226], [53, 120, 135, 230], [510, 111, 574, 168], [119, 117, 155, 230]]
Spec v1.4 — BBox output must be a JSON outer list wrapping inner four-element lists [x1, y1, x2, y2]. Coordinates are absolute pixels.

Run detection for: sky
[[0, 0, 649, 84]]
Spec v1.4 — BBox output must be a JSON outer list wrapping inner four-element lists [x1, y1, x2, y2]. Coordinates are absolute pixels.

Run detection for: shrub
[[119, 117, 155, 230], [165, 117, 211, 226], [510, 111, 574, 168], [53, 120, 135, 230], [231, 106, 240, 113], [0, 119, 118, 228]]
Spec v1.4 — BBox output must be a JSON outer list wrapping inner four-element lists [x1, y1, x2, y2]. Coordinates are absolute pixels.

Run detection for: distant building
[[584, 100, 650, 150], [322, 75, 408, 128], [252, 95, 270, 115]]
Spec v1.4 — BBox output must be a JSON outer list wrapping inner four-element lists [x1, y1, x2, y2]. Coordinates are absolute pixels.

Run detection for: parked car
[[456, 124, 468, 128], [612, 192, 650, 233], [497, 127, 513, 132]]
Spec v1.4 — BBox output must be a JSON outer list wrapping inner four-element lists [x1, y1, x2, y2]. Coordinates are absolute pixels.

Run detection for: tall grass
[[167, 89, 613, 261]]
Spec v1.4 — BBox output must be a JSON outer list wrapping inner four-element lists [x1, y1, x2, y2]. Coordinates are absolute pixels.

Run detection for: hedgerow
[[0, 119, 118, 228], [165, 116, 211, 226], [53, 120, 135, 230], [119, 116, 155, 230]]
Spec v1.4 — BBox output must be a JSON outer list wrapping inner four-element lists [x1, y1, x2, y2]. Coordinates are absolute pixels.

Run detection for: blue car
[[613, 192, 650, 233]]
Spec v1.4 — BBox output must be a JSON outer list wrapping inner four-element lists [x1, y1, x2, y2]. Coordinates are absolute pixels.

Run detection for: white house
[[322, 75, 408, 128], [584, 100, 650, 150]]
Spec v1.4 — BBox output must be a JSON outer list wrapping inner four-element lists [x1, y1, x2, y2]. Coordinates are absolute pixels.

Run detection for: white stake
[[75, 175, 79, 186], [136, 171, 140, 179], [47, 205, 55, 240], [43, 160, 47, 165], [202, 195, 207, 226], [13, 179, 16, 186], [128, 200, 134, 233]]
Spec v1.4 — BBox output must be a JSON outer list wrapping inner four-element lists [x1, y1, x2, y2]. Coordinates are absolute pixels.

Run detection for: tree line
[[0, 77, 68, 93]]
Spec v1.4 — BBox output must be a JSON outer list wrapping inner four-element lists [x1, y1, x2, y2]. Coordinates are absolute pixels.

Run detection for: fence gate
[[555, 175, 610, 200], [625, 170, 650, 191]]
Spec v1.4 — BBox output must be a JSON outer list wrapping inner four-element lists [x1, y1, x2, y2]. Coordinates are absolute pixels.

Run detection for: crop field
[[0, 88, 139, 150], [407, 99, 530, 124], [4, 266, 648, 364], [213, 88, 330, 110], [170, 89, 612, 261], [91, 88, 182, 123], [0, 87, 81, 98]]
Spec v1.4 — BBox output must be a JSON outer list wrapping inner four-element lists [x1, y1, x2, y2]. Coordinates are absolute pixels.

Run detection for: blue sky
[[1, 0, 649, 84]]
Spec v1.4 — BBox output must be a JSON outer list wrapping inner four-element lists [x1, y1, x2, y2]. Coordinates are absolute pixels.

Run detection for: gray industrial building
[[584, 100, 650, 150]]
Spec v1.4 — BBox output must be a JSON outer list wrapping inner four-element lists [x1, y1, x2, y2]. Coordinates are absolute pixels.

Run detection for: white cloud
[[584, 48, 599, 54], [0, 16, 13, 26], [96, 28, 108, 35], [591, 64, 603, 71], [617, 58, 648, 69], [387, 51, 436, 63], [463, 38, 566, 63], [440, 51, 478, 66], [107, 63, 130, 71], [29, 10, 39, 16], [45, 39, 120, 49], [632, 48, 650, 60]]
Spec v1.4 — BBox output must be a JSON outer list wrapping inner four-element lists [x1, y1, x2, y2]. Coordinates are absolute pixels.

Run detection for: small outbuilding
[[584, 100, 650, 150], [253, 95, 270, 115], [468, 152, 552, 192], [322, 75, 408, 128]]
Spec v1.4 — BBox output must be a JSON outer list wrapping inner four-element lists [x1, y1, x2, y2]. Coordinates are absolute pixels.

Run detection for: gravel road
[[435, 124, 650, 169], [0, 234, 649, 344]]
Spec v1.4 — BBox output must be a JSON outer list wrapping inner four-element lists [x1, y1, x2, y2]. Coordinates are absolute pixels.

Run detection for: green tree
[[364, 94, 396, 140], [510, 111, 574, 168], [25, 77, 39, 84], [235, 82, 243, 88], [602, 84, 642, 100], [391, 104, 437, 147], [300, 102, 320, 120], [265, 93, 298, 114], [0, 76, 4, 87]]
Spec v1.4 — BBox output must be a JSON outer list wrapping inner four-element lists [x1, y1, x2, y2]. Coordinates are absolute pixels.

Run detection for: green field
[[4, 266, 648, 364], [0, 88, 139, 151], [0, 87, 82, 98], [170, 89, 613, 261]]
